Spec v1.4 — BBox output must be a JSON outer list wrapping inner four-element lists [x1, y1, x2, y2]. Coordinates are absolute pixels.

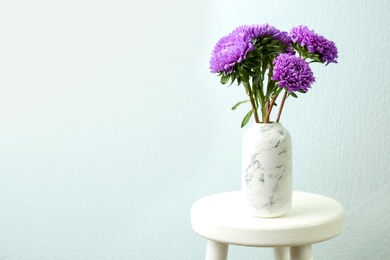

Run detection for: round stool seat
[[191, 191, 345, 247]]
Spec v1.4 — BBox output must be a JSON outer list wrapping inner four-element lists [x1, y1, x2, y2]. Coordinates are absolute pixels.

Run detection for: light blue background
[[1, 0, 389, 259]]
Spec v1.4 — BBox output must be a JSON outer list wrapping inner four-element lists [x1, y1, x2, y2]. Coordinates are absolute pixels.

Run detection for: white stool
[[191, 191, 345, 260]]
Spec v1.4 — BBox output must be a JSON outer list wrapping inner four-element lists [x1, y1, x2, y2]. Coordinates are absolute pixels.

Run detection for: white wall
[[0, 0, 389, 259]]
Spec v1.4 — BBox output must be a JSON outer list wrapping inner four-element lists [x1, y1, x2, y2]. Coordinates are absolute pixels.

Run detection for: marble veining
[[242, 123, 292, 218]]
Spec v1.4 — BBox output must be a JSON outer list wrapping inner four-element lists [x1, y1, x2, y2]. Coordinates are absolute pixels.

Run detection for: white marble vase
[[242, 123, 292, 218]]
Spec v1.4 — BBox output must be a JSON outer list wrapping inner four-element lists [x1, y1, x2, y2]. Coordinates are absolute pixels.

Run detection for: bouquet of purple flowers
[[210, 24, 338, 127]]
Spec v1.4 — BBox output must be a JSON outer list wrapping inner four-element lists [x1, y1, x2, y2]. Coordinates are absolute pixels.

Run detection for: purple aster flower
[[209, 28, 254, 74], [272, 53, 315, 92], [232, 24, 295, 54], [290, 25, 338, 65], [210, 24, 294, 74]]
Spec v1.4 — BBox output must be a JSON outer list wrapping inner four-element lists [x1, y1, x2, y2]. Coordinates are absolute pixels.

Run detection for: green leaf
[[289, 92, 298, 98], [274, 87, 283, 96], [220, 74, 230, 85], [237, 77, 242, 85], [231, 100, 250, 110], [238, 66, 249, 82], [241, 110, 253, 128], [229, 73, 236, 86], [261, 37, 270, 44]]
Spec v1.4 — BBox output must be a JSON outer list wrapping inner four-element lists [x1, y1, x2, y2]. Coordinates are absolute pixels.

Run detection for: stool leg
[[205, 240, 228, 260], [290, 245, 312, 260], [273, 247, 290, 260]]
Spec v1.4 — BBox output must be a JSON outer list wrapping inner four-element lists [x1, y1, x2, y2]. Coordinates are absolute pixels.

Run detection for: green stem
[[276, 90, 288, 123], [243, 81, 260, 123], [263, 61, 276, 123], [261, 102, 267, 123], [265, 94, 279, 123]]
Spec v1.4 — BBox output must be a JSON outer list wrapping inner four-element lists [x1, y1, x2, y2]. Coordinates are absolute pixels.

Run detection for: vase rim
[[253, 121, 281, 125]]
